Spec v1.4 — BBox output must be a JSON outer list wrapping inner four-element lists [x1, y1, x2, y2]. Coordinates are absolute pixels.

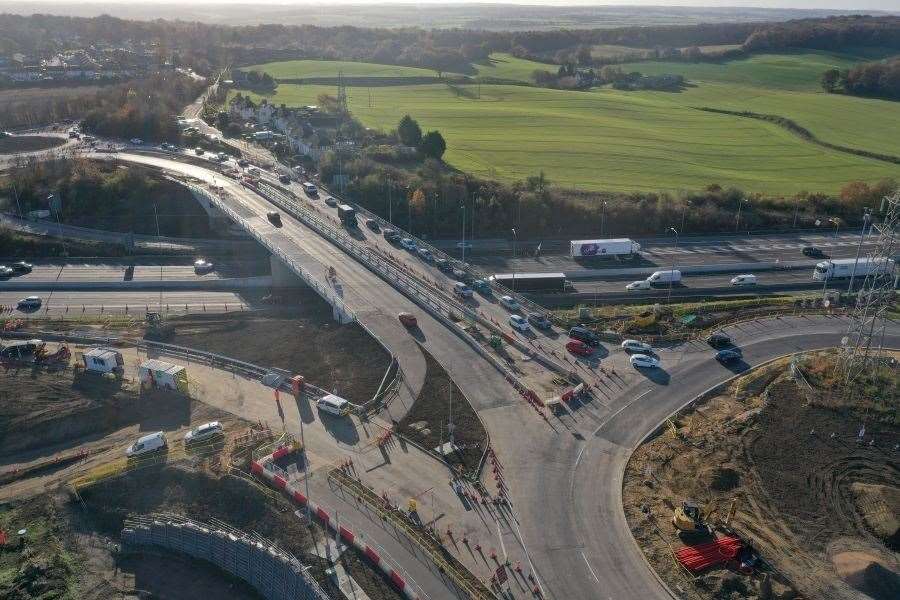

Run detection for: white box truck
[[570, 238, 641, 259], [812, 257, 895, 281]]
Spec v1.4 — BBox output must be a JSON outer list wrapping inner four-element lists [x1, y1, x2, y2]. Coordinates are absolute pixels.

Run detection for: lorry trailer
[[337, 204, 357, 227], [570, 238, 641, 259], [812, 257, 895, 281], [490, 272, 569, 292]]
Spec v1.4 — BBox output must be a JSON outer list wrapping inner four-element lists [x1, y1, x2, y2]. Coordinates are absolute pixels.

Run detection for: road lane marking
[[581, 551, 600, 583], [594, 388, 652, 436]]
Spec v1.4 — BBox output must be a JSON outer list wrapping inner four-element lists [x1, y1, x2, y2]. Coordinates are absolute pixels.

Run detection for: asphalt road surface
[[0, 290, 249, 316]]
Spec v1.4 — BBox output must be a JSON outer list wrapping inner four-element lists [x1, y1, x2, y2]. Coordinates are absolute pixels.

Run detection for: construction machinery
[[673, 498, 737, 538]]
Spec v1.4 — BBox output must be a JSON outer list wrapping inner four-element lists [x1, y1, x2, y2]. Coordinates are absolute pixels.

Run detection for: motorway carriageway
[[2, 263, 221, 283], [0, 290, 248, 316]]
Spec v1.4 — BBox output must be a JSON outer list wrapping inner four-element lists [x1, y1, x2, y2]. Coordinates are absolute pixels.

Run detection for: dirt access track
[[624, 351, 899, 600]]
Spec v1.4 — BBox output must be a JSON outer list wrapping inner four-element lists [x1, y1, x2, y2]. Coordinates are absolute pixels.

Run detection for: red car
[[398, 312, 418, 328], [566, 340, 593, 357]]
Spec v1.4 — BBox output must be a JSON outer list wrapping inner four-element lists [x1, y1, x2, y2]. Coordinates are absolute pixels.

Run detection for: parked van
[[317, 394, 350, 416], [730, 274, 757, 286], [647, 270, 681, 285], [126, 431, 167, 458]]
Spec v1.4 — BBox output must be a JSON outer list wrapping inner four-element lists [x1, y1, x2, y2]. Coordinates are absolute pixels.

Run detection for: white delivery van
[[126, 431, 167, 458], [317, 394, 350, 416], [647, 270, 682, 285], [730, 274, 758, 286]]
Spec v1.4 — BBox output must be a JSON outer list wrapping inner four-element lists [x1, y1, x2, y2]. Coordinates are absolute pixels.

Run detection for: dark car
[[435, 257, 452, 272], [365, 218, 379, 232], [569, 326, 599, 347], [237, 159, 250, 167], [706, 332, 733, 348], [278, 174, 291, 184], [10, 262, 32, 274], [527, 313, 552, 330], [715, 349, 743, 363], [267, 211, 282, 227], [802, 246, 825, 258]]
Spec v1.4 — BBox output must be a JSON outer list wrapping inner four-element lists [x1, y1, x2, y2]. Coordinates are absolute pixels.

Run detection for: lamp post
[[600, 200, 608, 237], [511, 228, 518, 293], [735, 198, 749, 232], [830, 217, 840, 238], [848, 209, 872, 295], [667, 227, 678, 304], [460, 203, 467, 263]]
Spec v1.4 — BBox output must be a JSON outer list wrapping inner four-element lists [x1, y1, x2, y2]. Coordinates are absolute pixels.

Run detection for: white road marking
[[581, 551, 600, 583], [593, 388, 652, 436], [497, 522, 508, 561]]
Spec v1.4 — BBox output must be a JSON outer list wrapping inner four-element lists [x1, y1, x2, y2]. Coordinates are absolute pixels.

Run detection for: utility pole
[[848, 209, 872, 294], [460, 203, 467, 263], [667, 227, 678, 304], [735, 198, 748, 232], [600, 200, 607, 237]]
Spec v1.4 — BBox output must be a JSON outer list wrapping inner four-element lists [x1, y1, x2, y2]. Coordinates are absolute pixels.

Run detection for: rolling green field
[[246, 59, 438, 79], [240, 50, 900, 194], [472, 53, 551, 82]]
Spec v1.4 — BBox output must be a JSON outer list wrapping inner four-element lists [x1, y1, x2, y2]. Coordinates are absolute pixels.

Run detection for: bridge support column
[[269, 255, 354, 324], [270, 255, 305, 288]]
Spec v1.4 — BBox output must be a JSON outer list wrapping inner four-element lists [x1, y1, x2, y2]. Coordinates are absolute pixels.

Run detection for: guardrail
[[183, 182, 354, 324]]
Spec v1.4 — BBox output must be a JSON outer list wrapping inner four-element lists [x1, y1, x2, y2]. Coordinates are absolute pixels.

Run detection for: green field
[[246, 59, 438, 79], [472, 53, 552, 82], [241, 50, 900, 194]]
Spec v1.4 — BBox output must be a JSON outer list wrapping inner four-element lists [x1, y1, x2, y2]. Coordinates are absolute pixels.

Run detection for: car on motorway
[[626, 279, 652, 291], [11, 262, 33, 274], [267, 211, 282, 227], [472, 279, 492, 295], [730, 274, 758, 286], [17, 296, 42, 309], [802, 246, 825, 258], [324, 196, 338, 207], [130, 138, 143, 145], [630, 353, 660, 369], [706, 332, 733, 348], [715, 349, 743, 363], [568, 326, 599, 346], [417, 247, 433, 262], [126, 431, 167, 458], [498, 295, 521, 311], [365, 218, 379, 232], [621, 339, 653, 354], [398, 312, 418, 328], [400, 238, 417, 251], [194, 147, 205, 155], [193, 258, 214, 274], [453, 282, 474, 299], [452, 268, 473, 284], [184, 421, 224, 445], [527, 313, 552, 330], [124, 265, 135, 281], [0, 265, 14, 277], [509, 314, 530, 332], [566, 340, 593, 357], [237, 159, 250, 167], [383, 229, 400, 243]]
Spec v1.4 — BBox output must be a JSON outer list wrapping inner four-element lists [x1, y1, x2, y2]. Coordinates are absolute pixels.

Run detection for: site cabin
[[138, 359, 189, 393], [83, 347, 124, 375]]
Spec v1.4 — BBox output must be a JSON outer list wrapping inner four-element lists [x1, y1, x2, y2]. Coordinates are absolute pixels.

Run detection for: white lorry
[[812, 257, 895, 281], [570, 238, 641, 259]]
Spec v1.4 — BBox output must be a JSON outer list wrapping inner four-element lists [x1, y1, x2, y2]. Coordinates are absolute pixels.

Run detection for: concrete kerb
[[620, 344, 859, 600], [250, 449, 427, 600]]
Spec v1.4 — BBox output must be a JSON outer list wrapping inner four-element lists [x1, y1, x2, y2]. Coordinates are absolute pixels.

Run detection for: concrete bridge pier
[[269, 255, 354, 324]]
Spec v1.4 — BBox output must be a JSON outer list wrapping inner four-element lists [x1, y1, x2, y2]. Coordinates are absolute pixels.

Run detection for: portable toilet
[[138, 359, 189, 393], [83, 347, 124, 375]]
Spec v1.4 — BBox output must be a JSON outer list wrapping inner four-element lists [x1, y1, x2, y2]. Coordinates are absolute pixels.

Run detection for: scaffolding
[[841, 191, 899, 384]]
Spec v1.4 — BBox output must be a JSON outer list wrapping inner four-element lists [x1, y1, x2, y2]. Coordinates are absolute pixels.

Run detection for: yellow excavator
[[673, 499, 737, 537]]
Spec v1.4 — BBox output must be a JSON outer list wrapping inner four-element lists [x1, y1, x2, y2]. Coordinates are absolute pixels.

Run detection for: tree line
[[316, 150, 894, 241], [822, 57, 900, 100]]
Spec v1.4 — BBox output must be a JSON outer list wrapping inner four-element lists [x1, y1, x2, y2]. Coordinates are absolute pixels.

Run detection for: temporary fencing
[[122, 513, 329, 600]]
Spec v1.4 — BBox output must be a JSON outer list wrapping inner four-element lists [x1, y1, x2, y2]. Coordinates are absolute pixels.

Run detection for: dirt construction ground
[[624, 351, 899, 600]]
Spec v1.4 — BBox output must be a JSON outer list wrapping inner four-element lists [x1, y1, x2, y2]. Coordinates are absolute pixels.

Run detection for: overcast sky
[[11, 0, 900, 8]]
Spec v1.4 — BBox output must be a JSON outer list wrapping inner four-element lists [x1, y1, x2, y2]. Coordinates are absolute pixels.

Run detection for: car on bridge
[[365, 218, 379, 232], [499, 295, 521, 311], [398, 312, 418, 328], [566, 340, 593, 357], [324, 196, 338, 207], [193, 258, 215, 274], [706, 332, 733, 348], [527, 313, 552, 330], [509, 314, 530, 333], [400, 238, 417, 251], [568, 326, 600, 346], [621, 339, 653, 354], [453, 282, 474, 299], [383, 229, 401, 243], [435, 257, 452, 272], [630, 354, 660, 369], [278, 174, 291, 184], [267, 211, 282, 227], [417, 247, 433, 262]]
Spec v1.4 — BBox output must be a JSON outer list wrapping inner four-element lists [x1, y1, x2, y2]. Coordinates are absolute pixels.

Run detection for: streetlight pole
[[735, 198, 748, 232], [511, 228, 518, 293], [600, 200, 607, 237], [460, 203, 466, 263], [667, 227, 678, 304], [848, 209, 871, 295]]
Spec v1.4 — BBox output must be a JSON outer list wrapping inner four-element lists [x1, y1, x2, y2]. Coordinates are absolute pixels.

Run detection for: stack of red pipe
[[675, 536, 743, 572]]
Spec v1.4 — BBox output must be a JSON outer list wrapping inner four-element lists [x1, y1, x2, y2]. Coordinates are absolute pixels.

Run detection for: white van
[[126, 431, 167, 458], [647, 270, 682, 285], [730, 274, 758, 286], [317, 394, 350, 416]]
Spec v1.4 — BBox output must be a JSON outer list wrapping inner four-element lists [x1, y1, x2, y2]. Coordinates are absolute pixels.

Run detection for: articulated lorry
[[812, 257, 895, 281], [570, 238, 641, 259]]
